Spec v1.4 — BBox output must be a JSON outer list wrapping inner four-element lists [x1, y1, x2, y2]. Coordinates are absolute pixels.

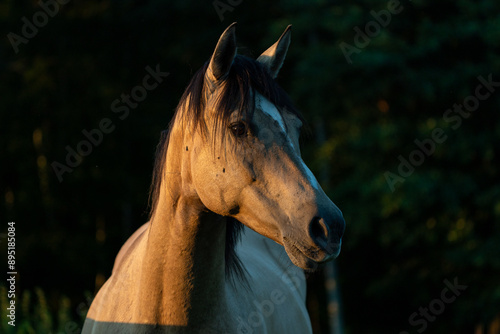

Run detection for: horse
[[83, 23, 345, 334]]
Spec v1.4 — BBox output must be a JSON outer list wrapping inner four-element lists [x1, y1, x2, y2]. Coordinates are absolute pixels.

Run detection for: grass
[[0, 285, 90, 334]]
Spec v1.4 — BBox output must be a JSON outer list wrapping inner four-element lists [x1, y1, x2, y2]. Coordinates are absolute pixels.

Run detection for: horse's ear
[[206, 22, 237, 86], [257, 25, 292, 79]]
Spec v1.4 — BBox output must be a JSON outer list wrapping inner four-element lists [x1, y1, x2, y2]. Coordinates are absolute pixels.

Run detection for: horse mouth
[[283, 238, 341, 271]]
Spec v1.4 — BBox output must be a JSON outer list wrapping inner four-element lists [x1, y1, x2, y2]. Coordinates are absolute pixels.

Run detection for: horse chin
[[283, 239, 341, 272], [283, 242, 322, 272]]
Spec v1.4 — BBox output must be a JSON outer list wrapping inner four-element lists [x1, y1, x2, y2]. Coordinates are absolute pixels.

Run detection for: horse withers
[[83, 23, 345, 334]]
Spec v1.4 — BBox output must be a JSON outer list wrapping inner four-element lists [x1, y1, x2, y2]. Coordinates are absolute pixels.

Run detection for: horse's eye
[[230, 122, 247, 137]]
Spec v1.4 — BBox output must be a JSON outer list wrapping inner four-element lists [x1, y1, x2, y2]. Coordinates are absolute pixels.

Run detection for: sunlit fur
[[149, 56, 303, 282]]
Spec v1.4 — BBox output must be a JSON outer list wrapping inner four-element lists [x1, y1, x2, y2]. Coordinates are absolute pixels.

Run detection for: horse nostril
[[309, 216, 329, 243]]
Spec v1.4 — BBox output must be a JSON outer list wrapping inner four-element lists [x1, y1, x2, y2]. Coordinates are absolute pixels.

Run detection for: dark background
[[1, 0, 499, 333]]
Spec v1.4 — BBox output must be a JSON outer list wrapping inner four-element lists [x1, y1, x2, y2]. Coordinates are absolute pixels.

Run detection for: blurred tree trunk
[[325, 261, 344, 334], [314, 117, 344, 334]]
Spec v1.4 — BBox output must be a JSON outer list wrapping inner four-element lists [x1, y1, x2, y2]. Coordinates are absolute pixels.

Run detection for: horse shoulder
[[86, 223, 150, 323], [112, 222, 150, 274]]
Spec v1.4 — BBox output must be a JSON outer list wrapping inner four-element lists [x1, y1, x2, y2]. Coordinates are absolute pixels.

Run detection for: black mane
[[149, 55, 303, 281]]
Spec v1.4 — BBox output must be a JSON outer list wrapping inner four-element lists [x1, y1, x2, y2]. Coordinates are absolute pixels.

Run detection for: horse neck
[[136, 121, 228, 327]]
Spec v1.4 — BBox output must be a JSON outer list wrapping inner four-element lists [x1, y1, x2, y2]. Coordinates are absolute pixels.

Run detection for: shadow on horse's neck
[[137, 122, 230, 326]]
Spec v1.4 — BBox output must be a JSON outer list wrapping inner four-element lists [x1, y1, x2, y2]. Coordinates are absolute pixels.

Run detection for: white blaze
[[301, 160, 321, 191], [257, 94, 286, 132], [256, 94, 320, 191]]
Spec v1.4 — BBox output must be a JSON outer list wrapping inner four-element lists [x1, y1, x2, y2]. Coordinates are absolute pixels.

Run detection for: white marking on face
[[256, 94, 286, 132], [256, 94, 320, 191], [301, 160, 320, 190]]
